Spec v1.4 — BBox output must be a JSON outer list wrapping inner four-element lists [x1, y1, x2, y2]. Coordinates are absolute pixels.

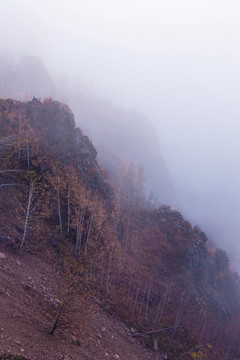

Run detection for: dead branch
[[132, 324, 185, 337]]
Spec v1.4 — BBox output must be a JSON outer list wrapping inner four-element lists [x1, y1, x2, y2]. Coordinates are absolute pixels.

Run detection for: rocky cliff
[[0, 97, 111, 197]]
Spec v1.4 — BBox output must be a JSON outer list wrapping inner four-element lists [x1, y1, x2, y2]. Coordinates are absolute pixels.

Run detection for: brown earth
[[0, 244, 164, 360]]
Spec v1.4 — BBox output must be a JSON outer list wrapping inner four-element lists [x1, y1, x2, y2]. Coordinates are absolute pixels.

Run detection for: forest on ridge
[[0, 97, 240, 359]]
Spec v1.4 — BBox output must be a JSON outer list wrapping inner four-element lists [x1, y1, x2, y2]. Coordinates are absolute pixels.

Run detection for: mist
[[0, 0, 240, 266]]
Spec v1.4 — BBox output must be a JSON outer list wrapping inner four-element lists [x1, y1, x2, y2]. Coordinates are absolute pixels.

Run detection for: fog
[[1, 1, 240, 266]]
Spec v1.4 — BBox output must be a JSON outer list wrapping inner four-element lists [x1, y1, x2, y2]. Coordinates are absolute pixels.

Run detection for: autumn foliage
[[1, 98, 240, 359]]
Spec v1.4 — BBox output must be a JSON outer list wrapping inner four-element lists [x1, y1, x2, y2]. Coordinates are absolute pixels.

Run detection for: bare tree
[[57, 173, 63, 234], [18, 173, 44, 249], [67, 181, 71, 235], [167, 296, 186, 355], [83, 212, 94, 260], [20, 177, 35, 249]]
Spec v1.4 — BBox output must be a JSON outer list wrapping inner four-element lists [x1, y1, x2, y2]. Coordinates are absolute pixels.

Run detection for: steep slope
[[0, 98, 240, 359], [0, 246, 163, 360]]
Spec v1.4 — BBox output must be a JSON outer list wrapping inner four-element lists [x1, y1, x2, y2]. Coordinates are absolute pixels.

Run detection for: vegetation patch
[[0, 355, 29, 360]]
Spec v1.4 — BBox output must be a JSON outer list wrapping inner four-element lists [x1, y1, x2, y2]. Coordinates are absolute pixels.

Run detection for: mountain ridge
[[0, 98, 240, 359]]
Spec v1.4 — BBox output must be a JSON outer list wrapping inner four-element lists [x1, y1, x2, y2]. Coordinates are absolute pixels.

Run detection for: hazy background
[[0, 0, 240, 266]]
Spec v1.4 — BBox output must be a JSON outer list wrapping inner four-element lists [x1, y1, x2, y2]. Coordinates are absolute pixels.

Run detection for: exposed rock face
[[186, 230, 218, 289], [186, 233, 233, 320], [151, 206, 236, 321], [0, 98, 111, 197]]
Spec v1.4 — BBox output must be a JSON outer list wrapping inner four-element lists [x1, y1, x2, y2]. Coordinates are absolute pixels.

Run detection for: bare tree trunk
[[132, 228, 139, 250], [75, 224, 79, 254], [145, 282, 151, 321], [67, 182, 71, 235], [210, 334, 220, 360], [0, 183, 20, 188], [138, 282, 148, 321], [148, 295, 157, 323], [27, 139, 30, 168], [198, 316, 207, 346], [18, 117, 21, 160], [131, 276, 142, 320], [20, 178, 35, 249], [177, 345, 202, 359], [132, 324, 185, 337], [76, 206, 85, 257], [83, 212, 94, 260], [154, 287, 170, 327], [105, 245, 114, 297], [90, 233, 102, 277], [0, 169, 25, 174], [167, 297, 185, 355], [154, 297, 163, 326], [223, 345, 231, 360], [121, 217, 130, 270], [230, 350, 237, 360], [127, 272, 135, 306], [210, 322, 219, 345], [100, 250, 106, 288], [57, 174, 62, 234]]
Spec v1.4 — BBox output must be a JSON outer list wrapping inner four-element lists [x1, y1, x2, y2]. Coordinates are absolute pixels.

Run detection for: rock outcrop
[[0, 98, 111, 197]]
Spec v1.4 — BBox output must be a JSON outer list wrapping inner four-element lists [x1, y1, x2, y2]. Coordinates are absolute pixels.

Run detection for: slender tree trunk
[[27, 139, 30, 168], [84, 212, 94, 260], [154, 296, 163, 326], [105, 245, 114, 296], [145, 282, 151, 321], [127, 272, 135, 306], [230, 349, 237, 360], [18, 117, 21, 160], [223, 345, 231, 360], [67, 182, 71, 235], [100, 250, 106, 288], [155, 290, 168, 327], [90, 233, 101, 277], [76, 206, 85, 257], [148, 295, 157, 323], [198, 316, 207, 346], [0, 183, 20, 188], [131, 276, 142, 320], [75, 224, 79, 254], [121, 217, 130, 270], [138, 282, 148, 321], [177, 345, 202, 359], [211, 334, 220, 360], [167, 297, 185, 355], [57, 174, 62, 234], [132, 227, 139, 250], [20, 178, 35, 249]]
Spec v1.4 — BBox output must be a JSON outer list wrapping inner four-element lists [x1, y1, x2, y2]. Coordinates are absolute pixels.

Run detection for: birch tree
[[18, 171, 45, 249]]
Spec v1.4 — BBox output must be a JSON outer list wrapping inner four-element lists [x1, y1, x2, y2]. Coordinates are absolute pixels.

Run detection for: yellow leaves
[[190, 345, 212, 360]]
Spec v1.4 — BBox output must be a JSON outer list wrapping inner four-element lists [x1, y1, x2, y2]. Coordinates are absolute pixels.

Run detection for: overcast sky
[[1, 0, 240, 264]]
